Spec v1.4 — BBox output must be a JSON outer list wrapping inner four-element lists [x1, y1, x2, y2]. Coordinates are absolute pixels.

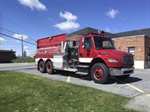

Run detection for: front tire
[[91, 63, 109, 84]]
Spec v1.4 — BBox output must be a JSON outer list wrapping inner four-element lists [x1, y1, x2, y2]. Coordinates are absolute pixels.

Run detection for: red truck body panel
[[37, 33, 66, 47], [36, 34, 66, 54]]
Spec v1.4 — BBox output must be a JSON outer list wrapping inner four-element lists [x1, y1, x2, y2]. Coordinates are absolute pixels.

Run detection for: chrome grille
[[122, 55, 134, 64]]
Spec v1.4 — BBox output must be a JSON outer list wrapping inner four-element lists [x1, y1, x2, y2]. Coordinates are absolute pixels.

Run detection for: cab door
[[79, 37, 94, 63]]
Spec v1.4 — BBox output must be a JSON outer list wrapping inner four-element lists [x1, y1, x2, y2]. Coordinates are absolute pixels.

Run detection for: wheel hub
[[47, 65, 51, 72], [94, 68, 103, 80], [40, 64, 43, 70]]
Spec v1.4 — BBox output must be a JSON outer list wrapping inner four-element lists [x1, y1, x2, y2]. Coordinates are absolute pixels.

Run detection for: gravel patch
[[126, 94, 150, 112]]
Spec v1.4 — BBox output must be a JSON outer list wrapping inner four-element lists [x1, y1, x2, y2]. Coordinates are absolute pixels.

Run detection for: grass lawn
[[0, 71, 137, 112], [13, 58, 35, 63]]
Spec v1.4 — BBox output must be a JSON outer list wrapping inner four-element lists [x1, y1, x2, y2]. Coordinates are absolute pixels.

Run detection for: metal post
[[21, 36, 24, 63]]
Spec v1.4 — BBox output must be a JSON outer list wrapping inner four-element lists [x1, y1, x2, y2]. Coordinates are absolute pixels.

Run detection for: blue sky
[[0, 0, 150, 56]]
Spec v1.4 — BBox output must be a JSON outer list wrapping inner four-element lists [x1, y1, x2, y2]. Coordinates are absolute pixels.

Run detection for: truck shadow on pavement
[[56, 70, 92, 81], [16, 67, 36, 71], [56, 70, 142, 84], [121, 77, 142, 83], [111, 76, 142, 84]]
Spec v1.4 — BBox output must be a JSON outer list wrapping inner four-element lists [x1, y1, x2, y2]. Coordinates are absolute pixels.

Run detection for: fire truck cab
[[35, 31, 134, 84]]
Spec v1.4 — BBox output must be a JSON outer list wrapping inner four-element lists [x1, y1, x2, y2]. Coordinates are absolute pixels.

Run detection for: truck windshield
[[93, 36, 115, 50]]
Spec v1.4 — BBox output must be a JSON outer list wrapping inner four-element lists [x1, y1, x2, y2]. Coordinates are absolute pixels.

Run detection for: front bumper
[[109, 67, 134, 76]]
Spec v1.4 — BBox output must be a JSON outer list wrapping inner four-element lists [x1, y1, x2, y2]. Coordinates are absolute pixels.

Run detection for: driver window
[[84, 38, 92, 49]]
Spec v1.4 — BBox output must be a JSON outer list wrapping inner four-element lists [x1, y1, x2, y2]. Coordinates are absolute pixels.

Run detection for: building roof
[[0, 50, 16, 53], [67, 27, 115, 39], [67, 27, 150, 40], [114, 28, 150, 38]]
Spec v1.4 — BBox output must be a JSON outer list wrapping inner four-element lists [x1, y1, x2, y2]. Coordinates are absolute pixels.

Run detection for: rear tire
[[46, 61, 54, 74], [39, 61, 46, 73], [115, 74, 130, 80], [91, 63, 109, 84]]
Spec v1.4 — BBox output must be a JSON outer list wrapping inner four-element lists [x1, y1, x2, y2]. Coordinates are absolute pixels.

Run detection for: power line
[[3, 0, 50, 36], [0, 27, 36, 41], [18, 2, 54, 33], [0, 27, 17, 34], [0, 15, 40, 38], [0, 33, 36, 45]]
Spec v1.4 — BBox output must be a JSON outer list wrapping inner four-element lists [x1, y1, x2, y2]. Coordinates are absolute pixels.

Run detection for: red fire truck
[[35, 31, 134, 84]]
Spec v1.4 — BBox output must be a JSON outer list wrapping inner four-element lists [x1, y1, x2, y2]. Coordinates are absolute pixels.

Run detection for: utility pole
[[21, 36, 24, 63]]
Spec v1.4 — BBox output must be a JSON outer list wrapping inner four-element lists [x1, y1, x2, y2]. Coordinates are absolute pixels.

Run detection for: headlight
[[108, 58, 118, 62]]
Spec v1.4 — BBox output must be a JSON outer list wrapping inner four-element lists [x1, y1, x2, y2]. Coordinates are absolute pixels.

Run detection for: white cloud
[[13, 34, 28, 40], [54, 21, 80, 31], [24, 46, 29, 49], [48, 17, 56, 23], [120, 17, 125, 20], [11, 39, 20, 43], [59, 11, 78, 21], [0, 37, 7, 42], [9, 46, 12, 48], [16, 50, 21, 57], [114, 29, 119, 33], [54, 11, 80, 31], [26, 49, 35, 56], [23, 46, 35, 56], [106, 8, 119, 19], [105, 27, 110, 32], [0, 45, 3, 49], [18, 0, 47, 11]]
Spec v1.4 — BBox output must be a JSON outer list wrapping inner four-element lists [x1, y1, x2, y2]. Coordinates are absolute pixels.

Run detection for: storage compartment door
[[54, 55, 63, 68]]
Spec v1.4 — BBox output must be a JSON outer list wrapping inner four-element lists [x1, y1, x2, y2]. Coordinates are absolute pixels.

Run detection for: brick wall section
[[145, 36, 150, 61], [112, 35, 145, 61]]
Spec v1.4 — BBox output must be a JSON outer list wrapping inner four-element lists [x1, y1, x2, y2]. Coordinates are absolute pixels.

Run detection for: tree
[[23, 50, 27, 57]]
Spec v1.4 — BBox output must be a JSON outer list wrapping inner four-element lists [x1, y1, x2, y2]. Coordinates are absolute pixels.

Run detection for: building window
[[148, 47, 150, 61], [148, 47, 150, 54], [128, 47, 135, 55]]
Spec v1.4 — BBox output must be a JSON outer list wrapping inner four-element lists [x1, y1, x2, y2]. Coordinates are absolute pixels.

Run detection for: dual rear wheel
[[38, 61, 53, 74]]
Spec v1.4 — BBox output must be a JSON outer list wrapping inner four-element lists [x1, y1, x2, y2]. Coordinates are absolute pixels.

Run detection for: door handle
[[80, 53, 82, 57]]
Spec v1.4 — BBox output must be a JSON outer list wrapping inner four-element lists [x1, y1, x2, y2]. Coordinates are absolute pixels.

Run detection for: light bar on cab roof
[[98, 30, 105, 34]]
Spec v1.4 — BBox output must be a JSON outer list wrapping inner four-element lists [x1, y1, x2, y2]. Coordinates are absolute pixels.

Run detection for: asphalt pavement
[[0, 63, 150, 112]]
